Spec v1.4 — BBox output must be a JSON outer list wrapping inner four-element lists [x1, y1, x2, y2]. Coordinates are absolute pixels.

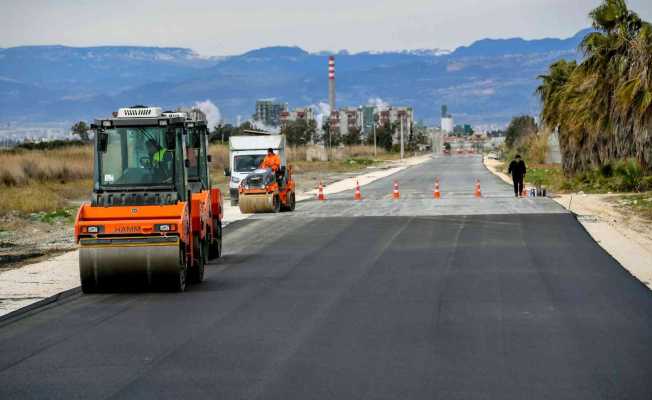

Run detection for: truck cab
[[225, 135, 286, 206]]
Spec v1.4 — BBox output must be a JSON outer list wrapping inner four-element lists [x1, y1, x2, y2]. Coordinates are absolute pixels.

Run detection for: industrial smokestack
[[328, 56, 336, 112]]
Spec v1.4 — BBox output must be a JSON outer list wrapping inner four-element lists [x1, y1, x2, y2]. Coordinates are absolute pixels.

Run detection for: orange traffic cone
[[474, 179, 482, 198], [392, 181, 400, 200], [354, 181, 362, 201], [317, 180, 326, 201], [433, 178, 441, 199]]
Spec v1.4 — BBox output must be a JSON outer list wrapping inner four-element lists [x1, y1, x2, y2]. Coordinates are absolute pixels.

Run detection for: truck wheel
[[190, 234, 206, 284], [168, 247, 187, 292], [281, 192, 296, 212], [209, 219, 222, 259], [288, 192, 296, 211]]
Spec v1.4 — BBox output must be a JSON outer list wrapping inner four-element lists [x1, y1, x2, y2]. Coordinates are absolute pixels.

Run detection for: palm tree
[[537, 0, 652, 174]]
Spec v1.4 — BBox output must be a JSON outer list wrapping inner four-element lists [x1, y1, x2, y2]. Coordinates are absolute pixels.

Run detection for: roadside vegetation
[[499, 0, 652, 196], [610, 193, 652, 220], [536, 0, 652, 175], [0, 145, 92, 215], [499, 117, 652, 193]]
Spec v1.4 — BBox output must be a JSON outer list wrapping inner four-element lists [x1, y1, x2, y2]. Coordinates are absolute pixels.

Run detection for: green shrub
[[600, 163, 614, 178], [613, 159, 644, 192], [345, 158, 375, 166]]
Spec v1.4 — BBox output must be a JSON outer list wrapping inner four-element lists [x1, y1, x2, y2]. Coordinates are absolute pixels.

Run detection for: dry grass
[[339, 145, 388, 158], [208, 144, 229, 172], [0, 146, 93, 186], [0, 146, 93, 216], [287, 146, 307, 162], [0, 179, 92, 215]]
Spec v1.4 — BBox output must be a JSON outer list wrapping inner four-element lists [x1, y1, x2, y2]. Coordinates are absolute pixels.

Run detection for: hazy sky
[[2, 0, 652, 55]]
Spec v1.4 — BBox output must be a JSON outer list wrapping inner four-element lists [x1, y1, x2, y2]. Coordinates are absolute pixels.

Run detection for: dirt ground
[[0, 212, 77, 271], [554, 192, 652, 250]]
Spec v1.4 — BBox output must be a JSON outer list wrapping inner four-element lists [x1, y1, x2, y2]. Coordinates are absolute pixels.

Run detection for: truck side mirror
[[97, 131, 108, 152], [166, 129, 176, 150], [224, 167, 231, 177]]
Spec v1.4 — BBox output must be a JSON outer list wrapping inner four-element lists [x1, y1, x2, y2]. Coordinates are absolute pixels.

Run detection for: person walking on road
[[508, 154, 527, 197]]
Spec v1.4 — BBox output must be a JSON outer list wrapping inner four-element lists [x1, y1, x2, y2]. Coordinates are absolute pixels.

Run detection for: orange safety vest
[[260, 154, 281, 172]]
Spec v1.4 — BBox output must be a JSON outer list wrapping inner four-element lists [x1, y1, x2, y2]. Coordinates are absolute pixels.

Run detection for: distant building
[[280, 107, 315, 127], [440, 104, 454, 133], [376, 107, 413, 128], [441, 117, 454, 133], [254, 100, 288, 127], [546, 132, 562, 164], [330, 107, 363, 136], [376, 106, 414, 144]]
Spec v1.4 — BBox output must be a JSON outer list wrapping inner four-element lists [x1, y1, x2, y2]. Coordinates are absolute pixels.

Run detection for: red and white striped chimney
[[328, 56, 336, 112]]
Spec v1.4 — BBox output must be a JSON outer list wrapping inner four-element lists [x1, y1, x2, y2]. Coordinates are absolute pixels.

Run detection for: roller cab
[[238, 165, 296, 214], [75, 106, 197, 293]]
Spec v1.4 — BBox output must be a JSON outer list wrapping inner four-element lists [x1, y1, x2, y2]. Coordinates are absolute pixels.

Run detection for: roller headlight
[[155, 224, 177, 232], [82, 225, 104, 234]]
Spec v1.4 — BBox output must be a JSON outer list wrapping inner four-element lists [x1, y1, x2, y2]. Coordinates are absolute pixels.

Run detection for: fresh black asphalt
[[0, 156, 650, 399]]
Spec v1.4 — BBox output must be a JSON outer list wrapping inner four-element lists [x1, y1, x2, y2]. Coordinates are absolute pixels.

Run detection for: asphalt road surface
[[1, 155, 651, 399]]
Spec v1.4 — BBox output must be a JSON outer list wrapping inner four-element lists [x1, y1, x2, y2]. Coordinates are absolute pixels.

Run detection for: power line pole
[[328, 119, 332, 161], [400, 113, 404, 160], [373, 117, 377, 158]]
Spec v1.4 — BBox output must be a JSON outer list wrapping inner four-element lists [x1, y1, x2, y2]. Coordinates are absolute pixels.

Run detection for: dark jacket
[[508, 159, 527, 178]]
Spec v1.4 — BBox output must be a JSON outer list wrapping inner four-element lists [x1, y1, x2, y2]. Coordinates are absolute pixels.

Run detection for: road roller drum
[[79, 237, 186, 292], [239, 193, 279, 213]]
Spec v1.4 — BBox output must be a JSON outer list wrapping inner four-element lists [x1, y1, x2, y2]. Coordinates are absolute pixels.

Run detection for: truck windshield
[[235, 154, 266, 172], [99, 127, 175, 188]]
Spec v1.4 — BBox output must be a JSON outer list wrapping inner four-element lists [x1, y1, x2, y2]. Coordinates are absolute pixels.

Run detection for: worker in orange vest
[[260, 148, 281, 172]]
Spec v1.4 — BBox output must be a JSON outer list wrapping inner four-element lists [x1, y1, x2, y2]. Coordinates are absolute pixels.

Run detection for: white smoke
[[250, 120, 281, 134], [310, 102, 331, 132], [194, 100, 222, 129], [367, 97, 390, 111]]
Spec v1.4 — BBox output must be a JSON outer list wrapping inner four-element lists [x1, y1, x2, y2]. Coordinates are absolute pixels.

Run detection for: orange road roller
[[238, 166, 296, 213], [74, 106, 221, 292]]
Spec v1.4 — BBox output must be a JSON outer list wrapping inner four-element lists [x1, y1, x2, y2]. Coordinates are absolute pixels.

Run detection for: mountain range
[[0, 29, 590, 128]]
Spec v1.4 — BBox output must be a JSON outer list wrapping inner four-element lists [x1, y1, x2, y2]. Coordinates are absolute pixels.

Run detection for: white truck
[[225, 135, 286, 206]]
